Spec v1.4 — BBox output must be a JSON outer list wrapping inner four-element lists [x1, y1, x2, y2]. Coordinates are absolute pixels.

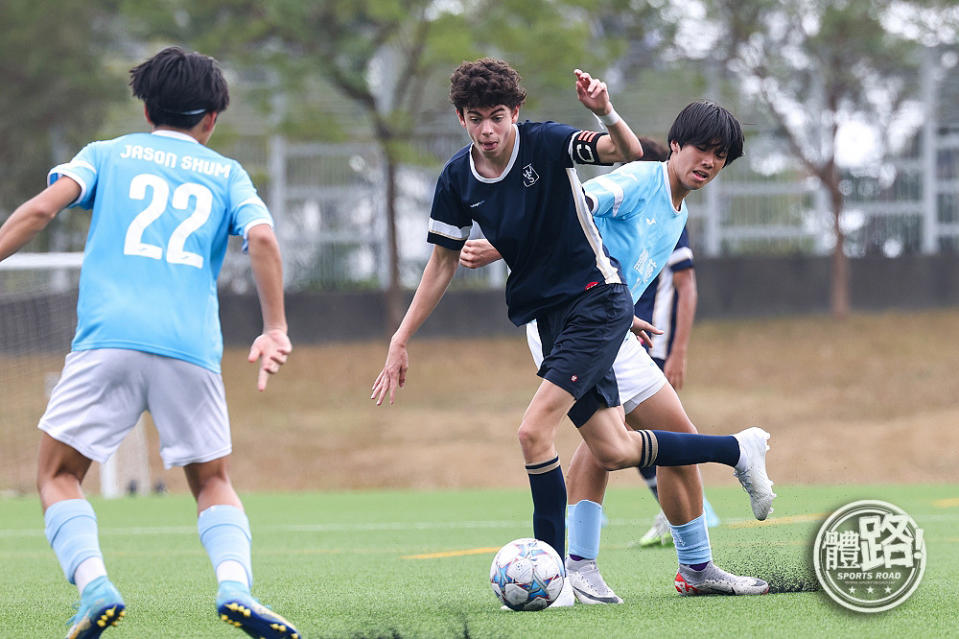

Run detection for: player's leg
[[517, 378, 576, 559], [565, 439, 622, 604], [523, 286, 634, 609], [562, 335, 656, 603], [150, 355, 300, 638], [626, 385, 769, 595], [577, 406, 775, 519], [37, 350, 145, 638]]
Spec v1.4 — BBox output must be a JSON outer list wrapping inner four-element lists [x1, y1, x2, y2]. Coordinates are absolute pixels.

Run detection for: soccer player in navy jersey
[[0, 48, 300, 638], [461, 100, 771, 602], [371, 60, 775, 607]]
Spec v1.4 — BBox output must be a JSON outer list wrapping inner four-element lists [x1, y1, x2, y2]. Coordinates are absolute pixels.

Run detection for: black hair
[[129, 47, 229, 130], [449, 58, 527, 115], [667, 100, 744, 166], [637, 136, 669, 162]]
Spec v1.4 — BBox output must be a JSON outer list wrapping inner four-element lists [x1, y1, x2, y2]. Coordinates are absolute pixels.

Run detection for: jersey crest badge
[[522, 163, 540, 187]]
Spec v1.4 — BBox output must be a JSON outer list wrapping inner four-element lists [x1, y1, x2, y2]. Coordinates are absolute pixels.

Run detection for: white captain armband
[[571, 130, 613, 166]]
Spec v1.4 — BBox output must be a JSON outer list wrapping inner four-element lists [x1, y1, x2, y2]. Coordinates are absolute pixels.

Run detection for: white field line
[[2, 512, 958, 539]]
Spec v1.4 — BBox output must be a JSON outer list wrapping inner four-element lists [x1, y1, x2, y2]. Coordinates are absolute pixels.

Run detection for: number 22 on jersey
[[124, 173, 212, 269]]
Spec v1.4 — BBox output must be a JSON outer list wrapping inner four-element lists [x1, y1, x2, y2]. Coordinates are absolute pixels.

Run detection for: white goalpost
[[0, 253, 152, 498]]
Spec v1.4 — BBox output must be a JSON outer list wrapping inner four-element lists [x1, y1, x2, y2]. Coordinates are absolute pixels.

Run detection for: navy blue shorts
[[535, 283, 634, 427]]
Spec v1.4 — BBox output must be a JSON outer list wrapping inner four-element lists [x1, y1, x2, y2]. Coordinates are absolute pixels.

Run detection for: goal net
[[0, 253, 151, 497]]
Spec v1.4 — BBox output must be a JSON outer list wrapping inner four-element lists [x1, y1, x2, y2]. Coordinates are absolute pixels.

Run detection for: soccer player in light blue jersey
[[461, 101, 773, 601], [0, 47, 300, 638]]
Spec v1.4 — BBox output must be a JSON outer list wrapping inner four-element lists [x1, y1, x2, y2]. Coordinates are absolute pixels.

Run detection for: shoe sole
[[66, 603, 126, 639], [218, 601, 301, 638]]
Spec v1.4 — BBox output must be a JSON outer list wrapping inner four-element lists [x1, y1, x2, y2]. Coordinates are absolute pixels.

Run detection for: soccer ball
[[489, 538, 566, 611]]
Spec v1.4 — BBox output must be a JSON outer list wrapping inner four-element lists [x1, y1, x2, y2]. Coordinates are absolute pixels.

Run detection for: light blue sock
[[44, 499, 103, 585], [669, 514, 712, 566], [567, 500, 603, 560], [198, 505, 253, 587]]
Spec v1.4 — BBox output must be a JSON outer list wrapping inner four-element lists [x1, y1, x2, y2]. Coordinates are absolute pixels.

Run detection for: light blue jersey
[[584, 161, 688, 303], [48, 130, 272, 372]]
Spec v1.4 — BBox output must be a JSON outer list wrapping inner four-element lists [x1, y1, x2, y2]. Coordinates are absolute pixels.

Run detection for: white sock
[[216, 560, 249, 587], [74, 557, 107, 595]]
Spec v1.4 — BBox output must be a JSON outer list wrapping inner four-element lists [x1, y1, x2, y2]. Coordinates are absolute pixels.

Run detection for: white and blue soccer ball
[[489, 537, 566, 611]]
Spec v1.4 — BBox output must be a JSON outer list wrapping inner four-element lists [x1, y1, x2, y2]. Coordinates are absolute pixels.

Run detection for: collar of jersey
[[660, 161, 683, 215], [469, 124, 520, 183], [151, 129, 200, 144]]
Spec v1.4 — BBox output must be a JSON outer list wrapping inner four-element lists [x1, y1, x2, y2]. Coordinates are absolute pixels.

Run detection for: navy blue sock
[[526, 456, 566, 558], [637, 430, 740, 468], [637, 465, 659, 501]]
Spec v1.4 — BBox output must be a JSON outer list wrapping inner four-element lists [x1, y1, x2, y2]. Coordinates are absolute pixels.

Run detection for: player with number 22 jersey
[[50, 130, 271, 372]]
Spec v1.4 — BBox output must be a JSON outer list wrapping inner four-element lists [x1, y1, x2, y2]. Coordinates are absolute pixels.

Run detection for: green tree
[[119, 0, 646, 331], [700, 0, 958, 317], [0, 1, 124, 245]]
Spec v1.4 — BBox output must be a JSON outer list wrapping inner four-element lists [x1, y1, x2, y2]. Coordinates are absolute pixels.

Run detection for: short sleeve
[[583, 162, 654, 220], [48, 142, 103, 209], [228, 163, 273, 238], [669, 227, 694, 271], [427, 169, 472, 250], [537, 121, 578, 168]]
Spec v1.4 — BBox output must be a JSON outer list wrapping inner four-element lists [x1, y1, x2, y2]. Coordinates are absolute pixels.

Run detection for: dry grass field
[[4, 308, 959, 496]]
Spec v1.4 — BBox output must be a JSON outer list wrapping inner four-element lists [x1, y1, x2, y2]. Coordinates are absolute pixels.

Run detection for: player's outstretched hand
[[371, 341, 409, 406], [630, 316, 663, 349], [574, 68, 611, 116], [248, 328, 292, 391], [459, 239, 502, 269]]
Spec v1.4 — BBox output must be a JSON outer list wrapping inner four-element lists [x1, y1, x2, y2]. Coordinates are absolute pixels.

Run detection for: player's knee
[[592, 448, 633, 472], [516, 422, 552, 459]]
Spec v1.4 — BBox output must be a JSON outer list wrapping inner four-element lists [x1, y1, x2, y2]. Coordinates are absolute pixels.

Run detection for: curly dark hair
[[130, 46, 229, 130], [449, 58, 527, 114]]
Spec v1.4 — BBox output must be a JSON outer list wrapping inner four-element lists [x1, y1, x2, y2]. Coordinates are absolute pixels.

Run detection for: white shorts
[[39, 348, 231, 469], [526, 320, 666, 414]]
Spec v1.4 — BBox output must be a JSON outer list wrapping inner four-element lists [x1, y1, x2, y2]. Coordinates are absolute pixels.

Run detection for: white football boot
[[565, 557, 623, 604], [732, 427, 776, 520], [674, 561, 769, 596]]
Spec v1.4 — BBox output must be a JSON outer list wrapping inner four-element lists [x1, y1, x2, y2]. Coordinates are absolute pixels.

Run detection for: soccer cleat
[[732, 427, 776, 520], [216, 581, 301, 638], [566, 557, 623, 604], [637, 510, 674, 548], [674, 561, 769, 596], [64, 576, 125, 639]]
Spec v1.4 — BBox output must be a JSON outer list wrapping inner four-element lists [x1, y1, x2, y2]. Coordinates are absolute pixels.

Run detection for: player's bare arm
[[573, 68, 643, 164], [372, 244, 460, 406], [246, 223, 291, 392], [459, 238, 502, 269], [0, 178, 80, 262], [663, 267, 697, 389]]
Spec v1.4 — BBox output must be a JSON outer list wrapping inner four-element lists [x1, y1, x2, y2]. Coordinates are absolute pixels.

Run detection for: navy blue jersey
[[427, 121, 622, 326], [634, 227, 695, 360]]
